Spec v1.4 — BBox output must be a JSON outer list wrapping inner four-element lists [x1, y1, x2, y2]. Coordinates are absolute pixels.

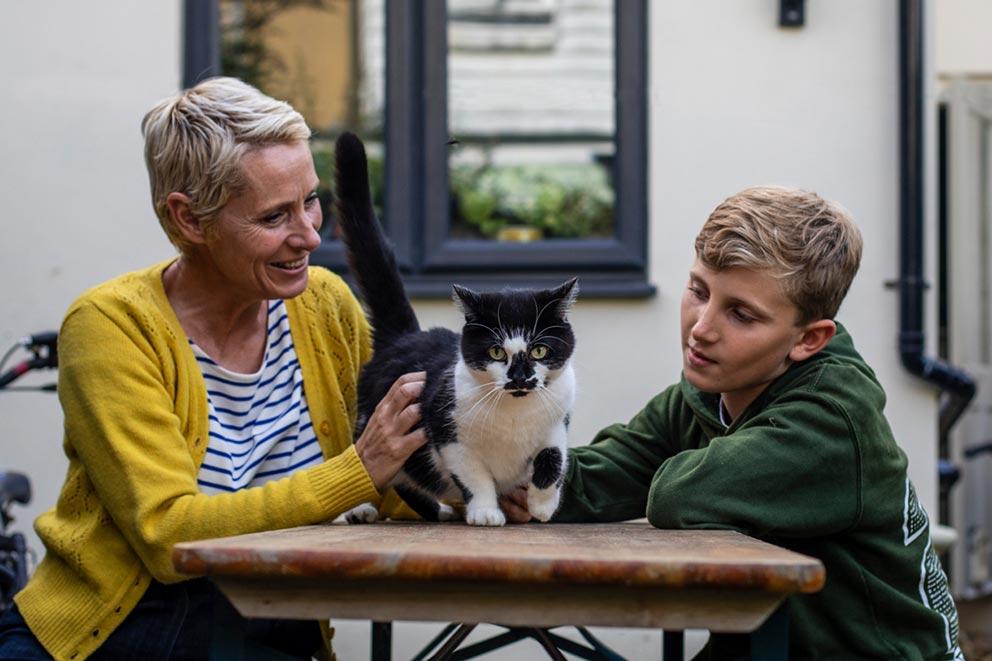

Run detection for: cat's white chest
[[451, 361, 574, 488]]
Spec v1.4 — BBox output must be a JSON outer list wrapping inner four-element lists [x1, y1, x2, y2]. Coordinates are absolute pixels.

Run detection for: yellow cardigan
[[15, 261, 396, 661]]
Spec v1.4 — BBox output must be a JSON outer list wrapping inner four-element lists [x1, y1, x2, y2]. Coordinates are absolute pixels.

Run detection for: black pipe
[[897, 0, 976, 484], [182, 0, 221, 89]]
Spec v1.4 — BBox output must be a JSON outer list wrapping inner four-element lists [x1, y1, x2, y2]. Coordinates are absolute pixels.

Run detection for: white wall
[[935, 0, 992, 76], [0, 0, 180, 561], [0, 0, 953, 659]]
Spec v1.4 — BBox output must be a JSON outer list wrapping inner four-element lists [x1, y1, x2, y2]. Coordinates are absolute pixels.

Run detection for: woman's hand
[[499, 486, 533, 524], [355, 372, 428, 490]]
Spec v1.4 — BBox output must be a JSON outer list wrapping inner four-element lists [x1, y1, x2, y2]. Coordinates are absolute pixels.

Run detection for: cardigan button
[[319, 421, 332, 436]]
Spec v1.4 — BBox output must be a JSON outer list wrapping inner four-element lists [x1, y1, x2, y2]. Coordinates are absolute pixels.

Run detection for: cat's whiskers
[[472, 389, 506, 434], [532, 296, 561, 337], [441, 374, 500, 430], [532, 324, 568, 339], [478, 386, 506, 432], [531, 334, 569, 346], [532, 387, 559, 423], [458, 384, 502, 417], [463, 378, 502, 394], [455, 385, 504, 427], [496, 301, 508, 343], [536, 386, 567, 419], [464, 322, 503, 344]]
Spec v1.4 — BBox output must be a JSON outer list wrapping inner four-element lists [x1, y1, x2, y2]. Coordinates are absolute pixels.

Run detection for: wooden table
[[173, 521, 824, 660]]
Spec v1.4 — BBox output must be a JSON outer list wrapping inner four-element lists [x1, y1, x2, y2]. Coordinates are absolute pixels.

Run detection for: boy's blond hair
[[695, 186, 863, 324], [140, 77, 312, 252]]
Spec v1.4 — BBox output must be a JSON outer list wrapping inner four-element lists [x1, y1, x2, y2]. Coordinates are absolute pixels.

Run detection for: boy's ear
[[788, 319, 837, 363], [165, 192, 207, 245]]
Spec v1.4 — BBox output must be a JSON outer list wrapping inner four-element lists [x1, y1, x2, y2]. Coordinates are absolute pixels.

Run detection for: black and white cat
[[334, 132, 577, 527]]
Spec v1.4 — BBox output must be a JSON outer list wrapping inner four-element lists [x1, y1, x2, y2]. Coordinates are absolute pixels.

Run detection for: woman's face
[[201, 141, 322, 302]]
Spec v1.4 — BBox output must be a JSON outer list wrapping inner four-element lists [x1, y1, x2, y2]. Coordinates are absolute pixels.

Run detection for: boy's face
[[680, 260, 832, 419]]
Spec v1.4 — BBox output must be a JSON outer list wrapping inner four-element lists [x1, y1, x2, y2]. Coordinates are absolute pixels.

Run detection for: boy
[[504, 186, 962, 659]]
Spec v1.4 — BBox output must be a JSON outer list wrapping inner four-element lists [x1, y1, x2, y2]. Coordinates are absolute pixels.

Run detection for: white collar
[[718, 396, 732, 428]]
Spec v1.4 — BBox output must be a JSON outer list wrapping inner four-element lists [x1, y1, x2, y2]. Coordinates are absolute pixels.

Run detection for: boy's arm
[[555, 389, 683, 522], [646, 393, 862, 537]]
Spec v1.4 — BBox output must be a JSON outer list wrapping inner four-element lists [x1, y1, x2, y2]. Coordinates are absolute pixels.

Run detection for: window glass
[[446, 0, 616, 243], [219, 0, 385, 235]]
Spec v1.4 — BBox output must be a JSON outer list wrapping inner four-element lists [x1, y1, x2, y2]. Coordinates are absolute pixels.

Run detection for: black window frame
[[184, 0, 652, 298]]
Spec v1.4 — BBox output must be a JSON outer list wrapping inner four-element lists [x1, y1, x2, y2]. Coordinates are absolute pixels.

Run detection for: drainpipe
[[897, 0, 976, 520]]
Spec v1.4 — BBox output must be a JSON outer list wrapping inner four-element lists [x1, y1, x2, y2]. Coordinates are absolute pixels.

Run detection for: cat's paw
[[344, 502, 380, 524], [527, 491, 560, 523], [465, 506, 506, 527], [438, 503, 460, 522]]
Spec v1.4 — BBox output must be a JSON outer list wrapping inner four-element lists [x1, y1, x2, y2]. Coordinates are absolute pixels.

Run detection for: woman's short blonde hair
[[141, 77, 311, 252], [694, 186, 863, 324]]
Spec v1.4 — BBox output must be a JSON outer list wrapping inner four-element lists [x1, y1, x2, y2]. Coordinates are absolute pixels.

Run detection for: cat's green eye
[[488, 346, 507, 361], [530, 345, 549, 360]]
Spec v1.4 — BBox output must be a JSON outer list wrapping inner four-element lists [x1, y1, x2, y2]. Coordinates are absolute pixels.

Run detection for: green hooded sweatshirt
[[556, 325, 962, 660]]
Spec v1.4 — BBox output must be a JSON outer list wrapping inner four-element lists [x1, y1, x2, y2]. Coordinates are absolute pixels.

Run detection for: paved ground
[[960, 595, 992, 660]]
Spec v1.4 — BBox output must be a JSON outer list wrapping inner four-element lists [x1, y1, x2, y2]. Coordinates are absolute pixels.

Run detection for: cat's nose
[[507, 354, 535, 382]]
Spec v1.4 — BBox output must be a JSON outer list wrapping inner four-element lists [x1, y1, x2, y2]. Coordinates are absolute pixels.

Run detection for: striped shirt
[[194, 300, 323, 494]]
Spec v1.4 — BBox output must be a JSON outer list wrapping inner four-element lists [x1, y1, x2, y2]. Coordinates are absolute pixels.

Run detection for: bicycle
[[0, 331, 58, 613]]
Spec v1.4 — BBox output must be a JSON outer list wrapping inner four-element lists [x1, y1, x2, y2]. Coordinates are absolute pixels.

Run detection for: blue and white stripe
[[194, 300, 323, 494]]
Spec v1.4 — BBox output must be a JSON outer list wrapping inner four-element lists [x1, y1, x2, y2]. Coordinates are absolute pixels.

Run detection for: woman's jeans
[[0, 577, 321, 660]]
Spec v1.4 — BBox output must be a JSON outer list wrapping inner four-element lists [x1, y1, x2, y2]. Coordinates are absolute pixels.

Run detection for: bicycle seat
[[0, 472, 30, 505]]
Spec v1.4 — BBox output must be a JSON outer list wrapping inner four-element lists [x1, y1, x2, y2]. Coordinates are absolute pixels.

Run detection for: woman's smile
[[270, 256, 309, 272]]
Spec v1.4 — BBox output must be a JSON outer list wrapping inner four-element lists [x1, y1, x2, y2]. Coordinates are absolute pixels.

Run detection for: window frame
[[184, 0, 652, 298]]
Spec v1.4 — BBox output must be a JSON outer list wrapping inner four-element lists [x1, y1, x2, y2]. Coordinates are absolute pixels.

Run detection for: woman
[[0, 77, 425, 660]]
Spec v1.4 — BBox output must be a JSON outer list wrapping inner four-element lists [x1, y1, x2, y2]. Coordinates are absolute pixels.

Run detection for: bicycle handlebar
[[0, 357, 52, 389], [0, 331, 58, 390]]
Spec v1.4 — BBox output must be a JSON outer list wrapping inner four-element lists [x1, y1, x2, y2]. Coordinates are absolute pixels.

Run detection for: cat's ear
[[452, 284, 482, 319], [548, 277, 579, 317]]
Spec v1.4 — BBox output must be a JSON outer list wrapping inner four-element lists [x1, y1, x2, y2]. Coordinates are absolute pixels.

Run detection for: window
[[190, 0, 386, 234], [185, 0, 651, 297]]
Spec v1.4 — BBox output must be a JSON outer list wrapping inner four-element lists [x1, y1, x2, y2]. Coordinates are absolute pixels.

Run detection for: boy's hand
[[499, 486, 533, 523]]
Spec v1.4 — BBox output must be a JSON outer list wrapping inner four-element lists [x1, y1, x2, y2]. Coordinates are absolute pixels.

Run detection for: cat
[[333, 131, 577, 526]]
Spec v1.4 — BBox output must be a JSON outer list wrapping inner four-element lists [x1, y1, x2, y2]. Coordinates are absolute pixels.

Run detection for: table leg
[[426, 623, 476, 660], [662, 631, 684, 660], [440, 628, 529, 659], [372, 622, 393, 661], [573, 627, 626, 661], [412, 623, 462, 660], [748, 601, 789, 660], [530, 628, 568, 661], [446, 626, 622, 660]]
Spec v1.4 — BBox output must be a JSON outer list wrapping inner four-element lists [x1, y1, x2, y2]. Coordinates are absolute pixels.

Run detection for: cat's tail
[[334, 132, 420, 347]]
